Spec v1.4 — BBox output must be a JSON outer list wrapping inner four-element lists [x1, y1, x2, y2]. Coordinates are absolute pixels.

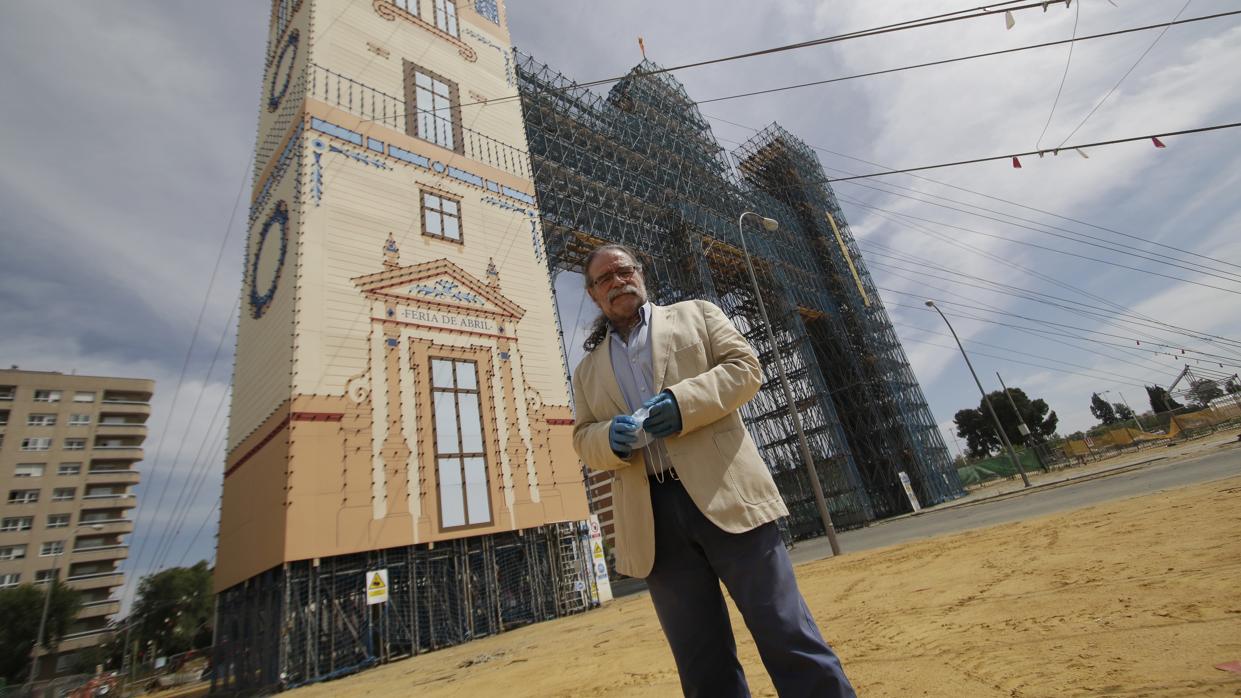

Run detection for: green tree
[[0, 581, 82, 682], [953, 387, 1058, 458], [131, 561, 213, 658], [1145, 385, 1183, 413], [1189, 379, 1224, 408], [1113, 403, 1135, 421], [1090, 393, 1118, 425]]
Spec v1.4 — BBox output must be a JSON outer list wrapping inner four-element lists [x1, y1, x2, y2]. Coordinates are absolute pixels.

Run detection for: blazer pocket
[[669, 341, 707, 382], [713, 426, 773, 505]]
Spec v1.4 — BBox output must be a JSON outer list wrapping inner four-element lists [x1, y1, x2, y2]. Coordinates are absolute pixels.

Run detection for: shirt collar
[[607, 301, 651, 342]]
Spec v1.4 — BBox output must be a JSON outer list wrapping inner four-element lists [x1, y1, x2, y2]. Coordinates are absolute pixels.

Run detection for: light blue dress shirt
[[607, 302, 674, 478]]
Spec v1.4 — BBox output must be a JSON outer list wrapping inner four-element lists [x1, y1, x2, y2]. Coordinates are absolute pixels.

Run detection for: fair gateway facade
[[213, 0, 595, 690]]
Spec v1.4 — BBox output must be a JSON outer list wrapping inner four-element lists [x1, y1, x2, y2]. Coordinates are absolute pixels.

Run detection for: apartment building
[[0, 367, 151, 677]]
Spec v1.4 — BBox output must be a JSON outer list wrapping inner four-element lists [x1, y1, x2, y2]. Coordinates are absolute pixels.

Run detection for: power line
[[377, 0, 1051, 117], [1056, 0, 1196, 148], [827, 120, 1241, 181], [862, 252, 1241, 357], [835, 191, 1241, 296], [705, 113, 1241, 275], [696, 9, 1241, 106], [1035, 0, 1082, 150]]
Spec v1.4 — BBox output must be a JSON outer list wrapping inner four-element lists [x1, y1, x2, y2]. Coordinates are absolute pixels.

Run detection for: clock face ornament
[[249, 200, 290, 319]]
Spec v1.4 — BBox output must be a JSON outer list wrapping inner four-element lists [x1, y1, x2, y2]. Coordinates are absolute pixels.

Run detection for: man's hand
[[642, 391, 683, 438], [609, 415, 641, 457]]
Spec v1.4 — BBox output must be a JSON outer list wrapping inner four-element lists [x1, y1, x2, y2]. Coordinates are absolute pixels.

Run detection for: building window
[[69, 414, 91, 427], [27, 413, 57, 427], [474, 0, 499, 24], [0, 410, 8, 425], [0, 385, 15, 401], [430, 358, 491, 529], [40, 541, 65, 557], [8, 490, 39, 504], [47, 513, 71, 528], [21, 437, 51, 451], [33, 390, 62, 403], [14, 463, 45, 478], [64, 438, 86, 451], [0, 545, 26, 561], [35, 569, 56, 583], [1, 517, 33, 532], [421, 191, 462, 242], [390, 0, 416, 14], [405, 63, 460, 152], [0, 574, 19, 589], [433, 0, 458, 37], [52, 488, 76, 502], [58, 463, 82, 476], [73, 391, 95, 403]]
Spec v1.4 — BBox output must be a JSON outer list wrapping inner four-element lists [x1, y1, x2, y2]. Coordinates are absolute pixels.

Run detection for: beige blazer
[[572, 300, 789, 578]]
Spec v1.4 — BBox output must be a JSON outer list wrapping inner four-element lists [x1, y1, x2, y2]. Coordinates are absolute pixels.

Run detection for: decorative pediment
[[354, 258, 525, 321]]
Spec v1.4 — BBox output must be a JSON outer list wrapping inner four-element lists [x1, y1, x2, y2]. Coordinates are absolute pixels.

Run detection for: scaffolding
[[516, 55, 964, 535], [212, 522, 595, 693]]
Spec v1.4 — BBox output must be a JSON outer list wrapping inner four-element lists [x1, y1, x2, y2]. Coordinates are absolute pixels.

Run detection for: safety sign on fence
[[366, 568, 389, 605]]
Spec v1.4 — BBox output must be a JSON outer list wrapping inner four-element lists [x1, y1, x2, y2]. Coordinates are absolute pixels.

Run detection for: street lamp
[[737, 211, 841, 555], [925, 301, 1030, 487], [25, 547, 64, 688], [1100, 389, 1144, 432]]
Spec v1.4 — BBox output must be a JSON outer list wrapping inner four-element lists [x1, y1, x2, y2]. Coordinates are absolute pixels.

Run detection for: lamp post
[[25, 547, 64, 688], [737, 211, 841, 555], [925, 301, 1030, 487], [1101, 389, 1143, 432]]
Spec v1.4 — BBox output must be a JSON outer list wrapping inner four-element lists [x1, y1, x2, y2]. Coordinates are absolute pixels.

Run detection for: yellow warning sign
[[366, 569, 389, 605], [592, 542, 604, 557]]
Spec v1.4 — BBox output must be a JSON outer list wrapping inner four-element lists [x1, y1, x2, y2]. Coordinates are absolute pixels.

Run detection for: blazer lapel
[[598, 338, 628, 414], [652, 303, 675, 392]]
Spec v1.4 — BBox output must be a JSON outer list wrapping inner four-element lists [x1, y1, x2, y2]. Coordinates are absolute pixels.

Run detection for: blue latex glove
[[609, 415, 640, 457], [642, 390, 683, 438]]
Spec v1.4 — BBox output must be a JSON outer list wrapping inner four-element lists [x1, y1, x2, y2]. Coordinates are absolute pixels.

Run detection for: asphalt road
[[789, 443, 1241, 565]]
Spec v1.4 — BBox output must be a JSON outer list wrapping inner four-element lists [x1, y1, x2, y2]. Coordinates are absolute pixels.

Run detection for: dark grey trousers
[[644, 476, 856, 698]]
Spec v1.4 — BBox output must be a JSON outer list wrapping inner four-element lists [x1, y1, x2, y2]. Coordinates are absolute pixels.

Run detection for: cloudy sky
[[2, 1, 1239, 608]]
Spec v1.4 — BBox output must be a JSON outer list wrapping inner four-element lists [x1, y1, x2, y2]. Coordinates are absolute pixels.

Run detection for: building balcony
[[80, 493, 137, 509], [76, 598, 121, 620], [94, 423, 148, 437], [57, 628, 113, 652], [78, 519, 133, 537], [99, 401, 151, 418], [89, 446, 143, 460], [86, 469, 141, 487], [70, 545, 128, 565], [65, 571, 124, 591], [307, 63, 533, 181]]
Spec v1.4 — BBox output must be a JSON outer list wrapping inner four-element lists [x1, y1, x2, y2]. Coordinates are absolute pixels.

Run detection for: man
[[571, 244, 856, 697]]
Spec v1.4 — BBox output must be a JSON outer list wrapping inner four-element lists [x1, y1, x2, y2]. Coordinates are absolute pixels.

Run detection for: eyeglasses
[[588, 264, 641, 289]]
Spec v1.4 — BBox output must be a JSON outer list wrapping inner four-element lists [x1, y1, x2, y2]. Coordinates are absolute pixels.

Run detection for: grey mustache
[[608, 284, 640, 301]]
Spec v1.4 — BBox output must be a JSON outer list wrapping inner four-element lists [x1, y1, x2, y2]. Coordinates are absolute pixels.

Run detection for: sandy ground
[[290, 470, 1241, 697]]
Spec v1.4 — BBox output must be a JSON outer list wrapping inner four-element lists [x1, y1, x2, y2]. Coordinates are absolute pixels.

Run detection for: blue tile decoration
[[308, 116, 537, 207], [447, 166, 483, 187], [311, 139, 325, 205], [482, 196, 543, 262], [498, 351, 510, 361], [406, 279, 486, 307], [327, 143, 391, 171], [268, 29, 300, 112], [462, 26, 513, 86], [500, 186, 535, 205], [473, 0, 499, 24], [386, 337, 399, 347], [310, 117, 363, 146], [250, 122, 303, 225], [249, 200, 290, 319], [389, 145, 431, 168]]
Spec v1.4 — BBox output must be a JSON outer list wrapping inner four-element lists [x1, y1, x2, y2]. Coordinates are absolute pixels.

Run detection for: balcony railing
[[308, 63, 532, 180]]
